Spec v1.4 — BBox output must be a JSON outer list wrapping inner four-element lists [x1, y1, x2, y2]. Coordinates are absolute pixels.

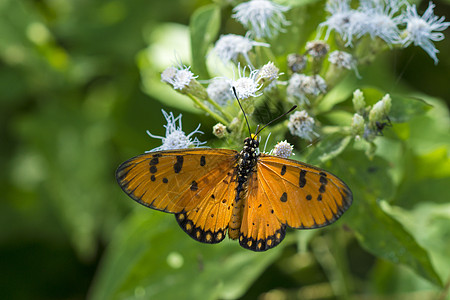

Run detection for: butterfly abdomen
[[228, 137, 260, 240]]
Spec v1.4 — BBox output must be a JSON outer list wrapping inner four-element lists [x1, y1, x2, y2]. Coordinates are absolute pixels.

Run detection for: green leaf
[[315, 75, 358, 114], [137, 23, 201, 113], [395, 147, 450, 208], [381, 202, 450, 285], [389, 95, 432, 123], [359, 87, 432, 123], [304, 132, 352, 165], [336, 151, 443, 287], [89, 212, 283, 300], [407, 97, 450, 154], [189, 4, 220, 79], [352, 199, 442, 287]]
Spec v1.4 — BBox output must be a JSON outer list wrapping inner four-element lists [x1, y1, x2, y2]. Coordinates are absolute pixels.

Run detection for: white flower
[[256, 61, 282, 89], [229, 65, 263, 100], [146, 110, 206, 152], [329, 50, 354, 69], [301, 75, 327, 96], [161, 67, 177, 84], [257, 61, 280, 81], [357, 0, 404, 45], [328, 50, 360, 77], [207, 78, 233, 106], [287, 53, 307, 73], [401, 1, 450, 64], [288, 110, 319, 141], [287, 74, 327, 105], [161, 65, 197, 91], [318, 0, 360, 46], [306, 40, 330, 58], [232, 0, 290, 39], [271, 140, 294, 158], [213, 34, 269, 66], [287, 74, 307, 104]]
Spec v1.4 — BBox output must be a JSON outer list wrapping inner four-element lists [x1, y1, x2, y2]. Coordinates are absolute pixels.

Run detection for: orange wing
[[239, 154, 352, 251], [239, 171, 286, 251], [116, 149, 239, 243], [257, 154, 352, 229]]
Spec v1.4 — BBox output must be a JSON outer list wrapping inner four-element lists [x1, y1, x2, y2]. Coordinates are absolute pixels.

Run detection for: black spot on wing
[[175, 213, 226, 244], [150, 165, 157, 174], [299, 169, 307, 188], [239, 225, 286, 252], [190, 180, 198, 191], [280, 192, 287, 202], [149, 157, 159, 165], [281, 165, 286, 176], [319, 175, 328, 185], [200, 155, 206, 166], [174, 156, 184, 173], [319, 185, 326, 193]]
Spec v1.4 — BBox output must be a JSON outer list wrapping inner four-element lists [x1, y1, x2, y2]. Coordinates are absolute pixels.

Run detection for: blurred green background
[[1, 0, 449, 299]]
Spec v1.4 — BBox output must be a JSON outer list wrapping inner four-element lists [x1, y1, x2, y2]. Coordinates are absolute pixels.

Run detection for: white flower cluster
[[213, 34, 269, 66], [146, 110, 206, 152], [271, 140, 294, 158], [161, 65, 197, 91], [153, 0, 447, 153], [232, 0, 290, 39], [287, 74, 327, 105], [288, 110, 319, 141], [319, 0, 450, 63]]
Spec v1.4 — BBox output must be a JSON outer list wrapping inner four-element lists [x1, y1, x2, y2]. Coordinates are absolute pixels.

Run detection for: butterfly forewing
[[256, 154, 352, 229], [116, 149, 238, 214]]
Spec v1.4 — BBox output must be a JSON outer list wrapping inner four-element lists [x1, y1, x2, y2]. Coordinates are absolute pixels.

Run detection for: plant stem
[[204, 97, 233, 122], [187, 94, 229, 126]]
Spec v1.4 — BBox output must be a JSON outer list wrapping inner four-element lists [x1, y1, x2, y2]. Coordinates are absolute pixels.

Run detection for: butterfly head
[[244, 136, 259, 149]]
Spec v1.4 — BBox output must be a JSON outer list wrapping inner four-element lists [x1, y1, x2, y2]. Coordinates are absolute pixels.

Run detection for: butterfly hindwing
[[175, 165, 237, 244], [257, 154, 352, 229], [239, 172, 286, 251], [116, 149, 238, 215]]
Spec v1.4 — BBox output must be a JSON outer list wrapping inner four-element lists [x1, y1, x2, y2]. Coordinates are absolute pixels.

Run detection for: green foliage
[[190, 4, 221, 79], [1, 0, 450, 299], [90, 212, 283, 300]]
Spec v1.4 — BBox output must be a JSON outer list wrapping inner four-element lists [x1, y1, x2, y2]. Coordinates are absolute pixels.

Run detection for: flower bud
[[351, 113, 365, 137], [256, 61, 280, 89], [212, 123, 228, 138], [369, 93, 392, 126], [287, 53, 307, 73], [352, 89, 366, 115], [306, 40, 330, 59]]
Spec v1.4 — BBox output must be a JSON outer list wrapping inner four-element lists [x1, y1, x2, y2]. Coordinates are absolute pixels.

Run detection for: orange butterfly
[[116, 120, 353, 251]]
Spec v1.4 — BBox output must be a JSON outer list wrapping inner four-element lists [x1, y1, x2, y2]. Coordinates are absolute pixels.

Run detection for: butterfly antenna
[[255, 105, 297, 136], [232, 86, 252, 137]]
